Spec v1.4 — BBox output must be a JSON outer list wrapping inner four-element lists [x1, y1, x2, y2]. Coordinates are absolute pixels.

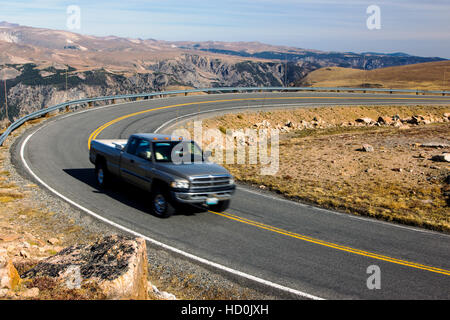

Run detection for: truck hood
[[154, 162, 231, 179]]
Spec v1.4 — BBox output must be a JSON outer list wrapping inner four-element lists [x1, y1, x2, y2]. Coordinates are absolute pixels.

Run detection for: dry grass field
[[299, 60, 450, 91], [194, 105, 450, 232]]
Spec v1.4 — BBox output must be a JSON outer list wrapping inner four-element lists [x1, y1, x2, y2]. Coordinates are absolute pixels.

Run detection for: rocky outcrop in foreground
[[20, 235, 148, 299]]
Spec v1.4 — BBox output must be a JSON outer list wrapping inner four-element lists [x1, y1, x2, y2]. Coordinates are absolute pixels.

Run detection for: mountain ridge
[[0, 22, 446, 126]]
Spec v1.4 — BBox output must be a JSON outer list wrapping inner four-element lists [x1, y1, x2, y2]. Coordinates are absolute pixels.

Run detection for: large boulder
[[22, 235, 148, 300]]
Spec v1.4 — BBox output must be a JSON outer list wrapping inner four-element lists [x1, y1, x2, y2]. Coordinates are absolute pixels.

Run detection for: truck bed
[[89, 139, 128, 176]]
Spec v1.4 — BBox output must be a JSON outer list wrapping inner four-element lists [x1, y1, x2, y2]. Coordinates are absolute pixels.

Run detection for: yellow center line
[[87, 96, 450, 148], [87, 95, 450, 276], [209, 210, 450, 276]]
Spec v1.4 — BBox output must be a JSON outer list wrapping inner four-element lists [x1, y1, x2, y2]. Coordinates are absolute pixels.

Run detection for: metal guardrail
[[1, 86, 449, 146]]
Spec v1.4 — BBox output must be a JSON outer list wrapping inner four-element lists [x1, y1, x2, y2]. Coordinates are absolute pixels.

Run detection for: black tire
[[151, 188, 176, 218], [95, 161, 110, 188], [209, 200, 230, 212]]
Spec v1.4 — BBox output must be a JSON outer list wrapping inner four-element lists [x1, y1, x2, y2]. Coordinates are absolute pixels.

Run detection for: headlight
[[229, 178, 235, 185], [170, 180, 190, 189]]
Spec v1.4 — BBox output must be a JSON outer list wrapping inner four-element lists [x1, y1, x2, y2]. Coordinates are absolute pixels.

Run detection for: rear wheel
[[151, 188, 176, 218], [95, 161, 110, 188], [209, 200, 230, 212]]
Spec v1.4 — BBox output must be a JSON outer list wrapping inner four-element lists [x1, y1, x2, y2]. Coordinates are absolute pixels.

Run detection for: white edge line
[[155, 103, 450, 238], [19, 107, 324, 301]]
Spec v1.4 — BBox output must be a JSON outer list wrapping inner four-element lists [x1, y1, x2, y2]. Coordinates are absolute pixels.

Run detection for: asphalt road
[[15, 92, 450, 299]]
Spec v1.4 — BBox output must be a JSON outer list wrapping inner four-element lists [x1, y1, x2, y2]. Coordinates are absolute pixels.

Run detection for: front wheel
[[95, 162, 110, 188], [151, 188, 176, 218], [208, 200, 230, 212]]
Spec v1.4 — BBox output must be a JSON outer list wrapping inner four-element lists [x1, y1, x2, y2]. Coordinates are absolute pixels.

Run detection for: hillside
[[0, 58, 312, 126], [297, 60, 450, 91]]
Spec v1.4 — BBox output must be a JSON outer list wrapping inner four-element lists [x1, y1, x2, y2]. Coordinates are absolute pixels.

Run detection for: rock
[[444, 113, 450, 120], [0, 234, 19, 242], [408, 115, 423, 125], [420, 142, 450, 148], [148, 281, 159, 294], [19, 250, 29, 258], [253, 120, 271, 129], [377, 116, 393, 125], [0, 254, 21, 290], [392, 168, 403, 172], [299, 120, 312, 129], [360, 144, 374, 152], [285, 120, 294, 128], [355, 117, 374, 125], [158, 291, 177, 300], [47, 238, 59, 245], [431, 153, 450, 163], [391, 120, 403, 128], [20, 287, 40, 299], [22, 235, 149, 300], [0, 288, 8, 297], [259, 185, 266, 190]]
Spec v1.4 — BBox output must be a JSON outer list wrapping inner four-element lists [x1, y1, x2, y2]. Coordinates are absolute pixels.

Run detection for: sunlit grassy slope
[[299, 60, 450, 91]]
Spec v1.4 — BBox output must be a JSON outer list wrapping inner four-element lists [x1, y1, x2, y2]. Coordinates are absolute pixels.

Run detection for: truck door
[[120, 138, 152, 189]]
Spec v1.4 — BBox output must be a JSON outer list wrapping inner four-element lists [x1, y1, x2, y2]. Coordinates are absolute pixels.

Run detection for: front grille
[[190, 175, 231, 190]]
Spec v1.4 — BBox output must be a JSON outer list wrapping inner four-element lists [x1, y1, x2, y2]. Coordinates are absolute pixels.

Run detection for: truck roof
[[130, 133, 191, 142]]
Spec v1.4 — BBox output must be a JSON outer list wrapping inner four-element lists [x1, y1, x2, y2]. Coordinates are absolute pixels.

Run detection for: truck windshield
[[153, 141, 204, 163]]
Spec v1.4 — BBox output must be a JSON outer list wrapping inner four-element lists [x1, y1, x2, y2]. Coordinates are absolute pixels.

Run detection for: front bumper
[[171, 187, 235, 204]]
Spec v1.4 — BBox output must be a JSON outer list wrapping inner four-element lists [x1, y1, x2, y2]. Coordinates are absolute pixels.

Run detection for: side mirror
[[203, 150, 212, 161], [138, 151, 152, 161], [114, 143, 124, 151]]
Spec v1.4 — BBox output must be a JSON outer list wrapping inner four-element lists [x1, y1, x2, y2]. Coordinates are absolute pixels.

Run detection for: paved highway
[[14, 92, 450, 299]]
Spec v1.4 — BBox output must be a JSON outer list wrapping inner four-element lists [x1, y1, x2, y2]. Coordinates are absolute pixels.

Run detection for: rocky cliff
[[0, 54, 313, 125]]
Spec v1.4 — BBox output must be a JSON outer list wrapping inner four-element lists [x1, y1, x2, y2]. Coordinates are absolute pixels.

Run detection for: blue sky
[[1, 0, 449, 58]]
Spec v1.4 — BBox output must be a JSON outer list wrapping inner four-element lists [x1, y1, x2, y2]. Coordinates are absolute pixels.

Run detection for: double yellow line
[[88, 96, 450, 277], [88, 95, 449, 148], [210, 210, 450, 276]]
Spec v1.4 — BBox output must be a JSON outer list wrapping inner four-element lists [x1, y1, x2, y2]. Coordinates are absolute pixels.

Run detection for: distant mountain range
[[0, 21, 446, 125]]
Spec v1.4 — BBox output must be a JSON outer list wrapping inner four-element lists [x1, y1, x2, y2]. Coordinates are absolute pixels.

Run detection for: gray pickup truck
[[89, 133, 235, 217]]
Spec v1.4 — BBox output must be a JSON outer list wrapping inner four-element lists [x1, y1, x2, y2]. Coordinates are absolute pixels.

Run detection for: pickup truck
[[89, 133, 236, 217]]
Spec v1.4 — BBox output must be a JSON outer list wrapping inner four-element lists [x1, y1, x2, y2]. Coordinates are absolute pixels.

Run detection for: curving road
[[14, 92, 450, 299]]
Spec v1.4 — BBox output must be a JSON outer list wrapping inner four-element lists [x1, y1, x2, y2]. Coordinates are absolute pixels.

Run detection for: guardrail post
[[111, 98, 115, 104], [88, 101, 93, 107]]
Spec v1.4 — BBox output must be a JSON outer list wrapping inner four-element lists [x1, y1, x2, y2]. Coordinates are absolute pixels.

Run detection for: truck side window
[[135, 139, 151, 159], [126, 138, 139, 155]]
